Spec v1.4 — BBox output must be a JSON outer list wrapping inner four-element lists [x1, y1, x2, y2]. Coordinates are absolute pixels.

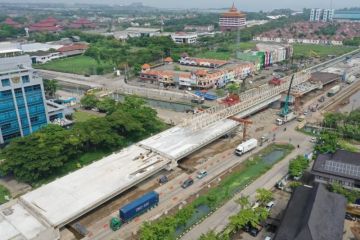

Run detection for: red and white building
[[219, 3, 246, 32], [139, 62, 254, 89]]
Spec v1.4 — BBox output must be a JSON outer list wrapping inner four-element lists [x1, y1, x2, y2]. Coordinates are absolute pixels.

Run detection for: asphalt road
[[181, 122, 313, 240]]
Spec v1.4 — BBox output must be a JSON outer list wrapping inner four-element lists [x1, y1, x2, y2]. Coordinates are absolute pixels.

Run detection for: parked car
[[265, 237, 272, 240], [158, 175, 168, 184], [266, 201, 275, 211], [310, 137, 317, 143], [181, 178, 194, 189], [345, 213, 356, 221], [197, 170, 207, 179]]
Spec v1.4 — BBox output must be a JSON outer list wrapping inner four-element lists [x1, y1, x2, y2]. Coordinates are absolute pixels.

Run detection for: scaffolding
[[182, 71, 311, 131]]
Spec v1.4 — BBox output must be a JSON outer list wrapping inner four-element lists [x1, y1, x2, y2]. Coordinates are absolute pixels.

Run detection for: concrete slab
[[20, 145, 170, 227], [0, 201, 56, 240], [139, 119, 239, 161]]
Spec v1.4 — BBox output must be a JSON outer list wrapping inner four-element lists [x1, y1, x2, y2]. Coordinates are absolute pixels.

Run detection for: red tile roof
[[57, 44, 88, 53]]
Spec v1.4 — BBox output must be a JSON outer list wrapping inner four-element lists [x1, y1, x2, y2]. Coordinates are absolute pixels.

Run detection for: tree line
[[322, 109, 360, 141], [0, 96, 166, 184]]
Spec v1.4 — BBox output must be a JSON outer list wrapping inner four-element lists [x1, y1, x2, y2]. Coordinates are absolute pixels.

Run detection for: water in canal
[[112, 94, 194, 112]]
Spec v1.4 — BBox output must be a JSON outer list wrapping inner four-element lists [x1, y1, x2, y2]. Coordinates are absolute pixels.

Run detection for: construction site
[[1, 47, 360, 240]]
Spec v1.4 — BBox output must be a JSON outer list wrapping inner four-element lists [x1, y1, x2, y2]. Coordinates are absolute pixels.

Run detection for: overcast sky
[[4, 0, 360, 11]]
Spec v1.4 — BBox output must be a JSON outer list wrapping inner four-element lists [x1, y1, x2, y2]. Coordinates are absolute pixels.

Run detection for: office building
[[219, 3, 246, 32], [0, 55, 48, 144], [311, 149, 360, 190]]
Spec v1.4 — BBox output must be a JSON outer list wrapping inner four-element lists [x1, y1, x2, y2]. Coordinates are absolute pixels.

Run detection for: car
[[318, 96, 325, 102], [181, 178, 194, 189], [197, 170, 207, 179], [345, 213, 356, 221], [158, 175, 168, 184], [266, 201, 275, 211], [303, 111, 308, 115], [310, 137, 317, 143], [265, 237, 272, 240], [249, 227, 260, 237]]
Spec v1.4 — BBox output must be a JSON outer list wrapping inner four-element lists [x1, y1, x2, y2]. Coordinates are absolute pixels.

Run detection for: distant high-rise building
[[0, 55, 48, 144], [310, 8, 334, 22], [314, 9, 323, 21], [219, 3, 246, 32], [323, 9, 335, 22]]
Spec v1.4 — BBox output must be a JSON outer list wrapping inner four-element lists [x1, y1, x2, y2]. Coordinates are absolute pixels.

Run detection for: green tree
[[315, 131, 339, 154], [235, 195, 250, 209], [199, 230, 220, 240], [255, 188, 273, 205], [80, 94, 99, 109], [289, 156, 309, 178], [229, 208, 258, 230], [43, 79, 58, 97], [96, 97, 117, 114], [226, 83, 240, 94], [0, 125, 81, 183]]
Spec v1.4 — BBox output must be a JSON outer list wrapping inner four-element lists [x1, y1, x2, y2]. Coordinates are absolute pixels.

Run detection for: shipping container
[[119, 191, 159, 222]]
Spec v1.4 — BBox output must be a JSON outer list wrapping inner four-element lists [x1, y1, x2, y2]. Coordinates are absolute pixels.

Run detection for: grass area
[[196, 42, 257, 60], [196, 51, 232, 60], [34, 55, 113, 75], [0, 185, 10, 204], [32, 150, 111, 187], [339, 139, 359, 153], [293, 44, 357, 59], [73, 110, 101, 122], [139, 143, 294, 239]]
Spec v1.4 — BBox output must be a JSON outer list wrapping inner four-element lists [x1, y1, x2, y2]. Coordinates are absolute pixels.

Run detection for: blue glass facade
[[0, 57, 48, 144]]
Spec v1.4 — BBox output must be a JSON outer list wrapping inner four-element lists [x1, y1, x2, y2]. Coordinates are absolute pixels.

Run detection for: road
[[37, 48, 360, 105], [37, 69, 195, 103], [181, 122, 313, 240], [82, 117, 312, 240]]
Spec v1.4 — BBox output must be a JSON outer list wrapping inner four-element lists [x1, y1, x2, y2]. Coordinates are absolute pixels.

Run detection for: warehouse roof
[[312, 150, 360, 181], [20, 145, 170, 227], [274, 184, 346, 240]]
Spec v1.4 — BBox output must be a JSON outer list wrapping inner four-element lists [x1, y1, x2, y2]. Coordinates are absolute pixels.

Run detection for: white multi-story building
[[171, 32, 198, 44], [323, 9, 335, 22], [315, 9, 322, 21], [310, 8, 334, 22], [310, 9, 316, 21]]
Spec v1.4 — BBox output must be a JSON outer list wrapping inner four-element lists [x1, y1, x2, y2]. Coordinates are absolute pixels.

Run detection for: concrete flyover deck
[[139, 94, 281, 161], [0, 200, 59, 240], [19, 145, 171, 228]]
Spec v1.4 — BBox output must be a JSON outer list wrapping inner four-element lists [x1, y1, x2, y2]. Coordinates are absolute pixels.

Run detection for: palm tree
[[43, 79, 58, 97]]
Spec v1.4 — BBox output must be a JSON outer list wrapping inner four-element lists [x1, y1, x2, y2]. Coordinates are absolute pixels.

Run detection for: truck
[[346, 76, 355, 84], [235, 138, 258, 156], [276, 112, 296, 126], [327, 85, 340, 97], [111, 191, 159, 230]]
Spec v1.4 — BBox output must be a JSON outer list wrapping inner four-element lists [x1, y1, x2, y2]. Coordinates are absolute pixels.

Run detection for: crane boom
[[281, 74, 295, 116]]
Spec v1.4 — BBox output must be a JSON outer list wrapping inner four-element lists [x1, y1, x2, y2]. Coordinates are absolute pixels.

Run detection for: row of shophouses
[[140, 59, 254, 89]]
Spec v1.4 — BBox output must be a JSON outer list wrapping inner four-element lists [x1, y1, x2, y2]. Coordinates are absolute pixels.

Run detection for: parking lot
[[237, 189, 291, 240]]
